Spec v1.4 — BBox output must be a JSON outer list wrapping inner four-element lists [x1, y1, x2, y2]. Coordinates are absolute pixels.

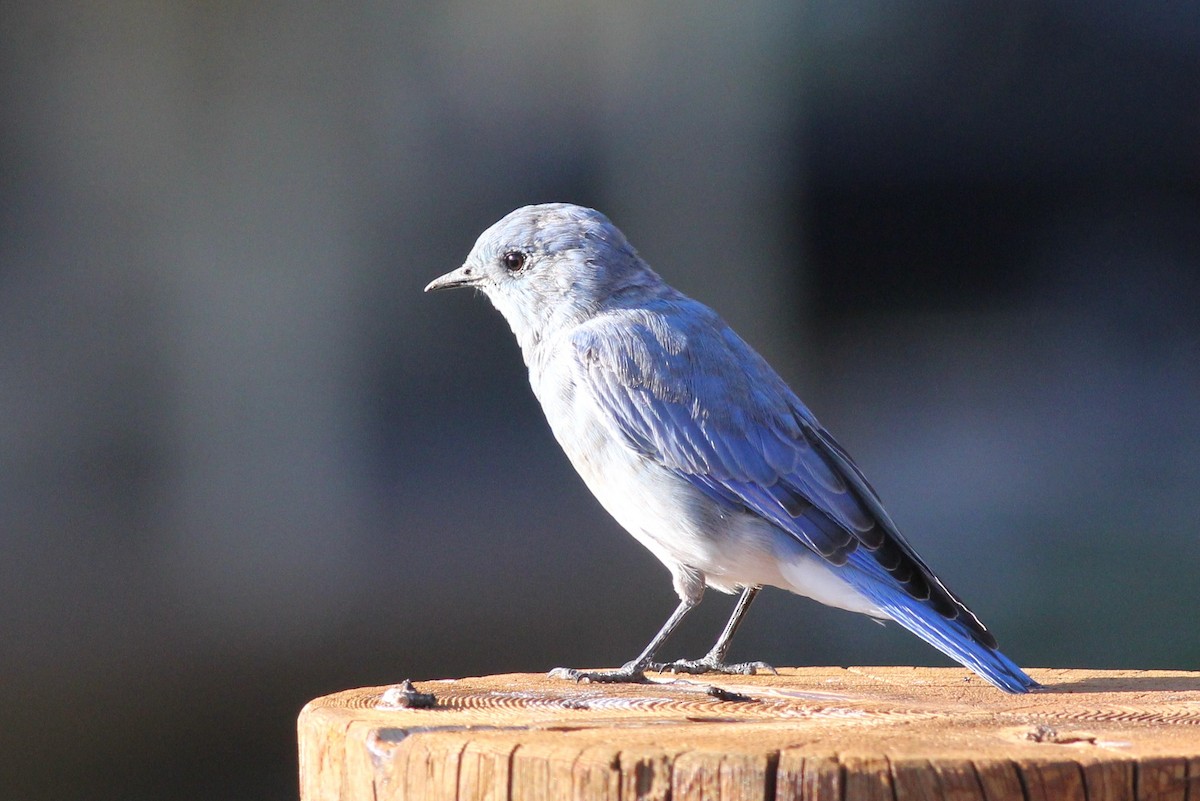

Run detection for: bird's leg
[[550, 596, 697, 684], [652, 586, 776, 676]]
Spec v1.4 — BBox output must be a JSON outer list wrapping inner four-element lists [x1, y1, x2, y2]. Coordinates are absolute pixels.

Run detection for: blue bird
[[425, 203, 1037, 693]]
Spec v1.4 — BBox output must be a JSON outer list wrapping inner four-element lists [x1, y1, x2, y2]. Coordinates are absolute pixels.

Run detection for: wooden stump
[[298, 667, 1200, 800]]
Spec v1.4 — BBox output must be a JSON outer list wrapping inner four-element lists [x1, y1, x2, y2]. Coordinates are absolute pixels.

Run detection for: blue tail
[[799, 424, 1037, 693], [842, 559, 1038, 694]]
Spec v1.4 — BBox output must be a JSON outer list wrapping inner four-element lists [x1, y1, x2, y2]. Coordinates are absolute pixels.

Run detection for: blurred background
[[2, 2, 1198, 798]]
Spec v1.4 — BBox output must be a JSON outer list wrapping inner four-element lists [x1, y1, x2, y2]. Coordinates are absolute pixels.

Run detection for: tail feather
[[842, 565, 1038, 694]]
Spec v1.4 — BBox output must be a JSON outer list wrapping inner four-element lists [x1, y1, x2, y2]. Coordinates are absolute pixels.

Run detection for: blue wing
[[572, 301, 1036, 692]]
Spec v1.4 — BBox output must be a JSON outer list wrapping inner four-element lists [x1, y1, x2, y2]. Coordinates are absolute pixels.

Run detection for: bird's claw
[[650, 657, 777, 676], [548, 665, 650, 684]]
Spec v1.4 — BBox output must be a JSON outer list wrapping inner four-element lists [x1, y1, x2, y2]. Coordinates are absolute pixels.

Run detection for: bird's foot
[[650, 655, 777, 676], [549, 662, 650, 684]]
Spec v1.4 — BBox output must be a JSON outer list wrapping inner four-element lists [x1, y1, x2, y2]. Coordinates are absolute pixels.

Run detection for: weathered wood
[[298, 667, 1200, 801]]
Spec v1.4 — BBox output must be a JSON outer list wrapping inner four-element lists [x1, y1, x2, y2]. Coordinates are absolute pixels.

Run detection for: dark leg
[[549, 595, 699, 683], [653, 586, 776, 676]]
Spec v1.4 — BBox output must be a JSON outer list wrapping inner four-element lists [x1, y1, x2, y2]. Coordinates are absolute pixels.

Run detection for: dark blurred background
[[2, 2, 1198, 799]]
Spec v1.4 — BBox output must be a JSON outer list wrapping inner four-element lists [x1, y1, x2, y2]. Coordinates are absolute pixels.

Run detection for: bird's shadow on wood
[[1036, 675, 1200, 693]]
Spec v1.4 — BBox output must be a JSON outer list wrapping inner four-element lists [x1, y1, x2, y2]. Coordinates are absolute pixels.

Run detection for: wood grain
[[298, 667, 1200, 800]]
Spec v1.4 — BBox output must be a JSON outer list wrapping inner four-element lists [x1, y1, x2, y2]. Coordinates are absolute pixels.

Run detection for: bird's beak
[[424, 264, 478, 293]]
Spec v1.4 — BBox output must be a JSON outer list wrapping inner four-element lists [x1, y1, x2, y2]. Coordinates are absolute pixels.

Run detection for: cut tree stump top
[[298, 667, 1200, 801]]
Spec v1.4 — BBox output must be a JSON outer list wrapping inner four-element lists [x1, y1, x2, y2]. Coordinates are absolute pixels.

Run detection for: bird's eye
[[502, 251, 527, 272]]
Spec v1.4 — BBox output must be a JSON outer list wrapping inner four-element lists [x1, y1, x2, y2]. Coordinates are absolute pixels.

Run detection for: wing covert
[[571, 310, 877, 558]]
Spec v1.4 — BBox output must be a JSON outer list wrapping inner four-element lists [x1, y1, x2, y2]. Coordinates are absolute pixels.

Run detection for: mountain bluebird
[[426, 203, 1037, 693]]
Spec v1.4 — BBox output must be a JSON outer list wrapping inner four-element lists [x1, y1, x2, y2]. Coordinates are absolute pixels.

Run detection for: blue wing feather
[[572, 301, 1037, 693]]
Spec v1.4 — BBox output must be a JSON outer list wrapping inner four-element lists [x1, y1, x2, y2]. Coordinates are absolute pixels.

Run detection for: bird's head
[[425, 203, 663, 349]]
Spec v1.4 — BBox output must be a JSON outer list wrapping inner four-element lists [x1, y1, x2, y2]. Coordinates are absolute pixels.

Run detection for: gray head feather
[[425, 203, 667, 349]]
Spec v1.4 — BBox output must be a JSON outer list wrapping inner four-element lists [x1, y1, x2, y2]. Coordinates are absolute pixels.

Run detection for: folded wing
[[571, 304, 995, 648]]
